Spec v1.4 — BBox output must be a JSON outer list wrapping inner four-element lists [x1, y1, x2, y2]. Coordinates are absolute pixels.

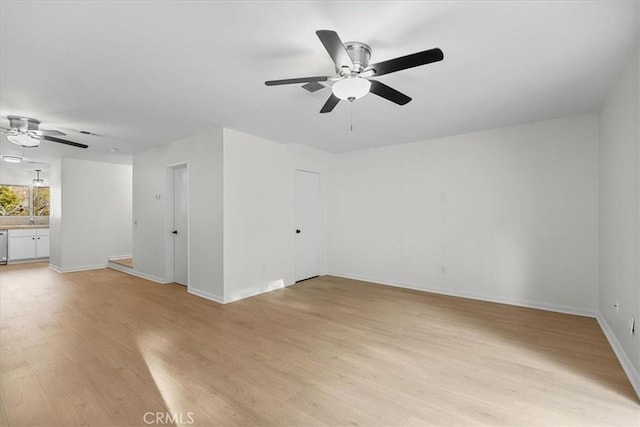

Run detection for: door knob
[[296, 229, 301, 234], [172, 230, 178, 235]]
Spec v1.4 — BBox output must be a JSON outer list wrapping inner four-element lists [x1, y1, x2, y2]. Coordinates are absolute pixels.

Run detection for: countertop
[[0, 225, 50, 230]]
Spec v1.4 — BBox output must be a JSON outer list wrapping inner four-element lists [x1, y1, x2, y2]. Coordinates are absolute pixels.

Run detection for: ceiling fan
[[265, 30, 444, 113], [1, 115, 89, 149]]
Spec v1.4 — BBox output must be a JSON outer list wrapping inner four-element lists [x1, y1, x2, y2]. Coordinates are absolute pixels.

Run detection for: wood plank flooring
[[0, 262, 638, 426]]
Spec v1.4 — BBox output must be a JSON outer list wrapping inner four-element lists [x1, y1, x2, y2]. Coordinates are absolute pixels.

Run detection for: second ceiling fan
[[265, 30, 444, 113], [1, 115, 89, 149]]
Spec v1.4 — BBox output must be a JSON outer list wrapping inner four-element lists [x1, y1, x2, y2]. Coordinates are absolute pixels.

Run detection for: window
[[0, 185, 30, 216], [0, 185, 50, 217], [33, 187, 50, 216]]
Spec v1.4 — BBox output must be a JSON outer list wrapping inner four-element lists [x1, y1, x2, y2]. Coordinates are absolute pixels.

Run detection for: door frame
[[165, 162, 189, 286]]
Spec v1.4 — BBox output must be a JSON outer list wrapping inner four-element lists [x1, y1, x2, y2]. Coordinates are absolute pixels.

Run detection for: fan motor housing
[[342, 42, 371, 74], [7, 115, 40, 132]]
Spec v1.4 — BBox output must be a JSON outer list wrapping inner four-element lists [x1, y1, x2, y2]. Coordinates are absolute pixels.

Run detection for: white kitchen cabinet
[[8, 235, 36, 260], [37, 235, 50, 258], [8, 228, 50, 262]]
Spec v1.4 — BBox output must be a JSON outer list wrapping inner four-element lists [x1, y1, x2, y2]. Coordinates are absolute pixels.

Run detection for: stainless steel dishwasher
[[0, 230, 7, 265]]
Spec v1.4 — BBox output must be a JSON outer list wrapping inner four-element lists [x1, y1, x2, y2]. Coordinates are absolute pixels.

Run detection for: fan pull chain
[[350, 101, 354, 132]]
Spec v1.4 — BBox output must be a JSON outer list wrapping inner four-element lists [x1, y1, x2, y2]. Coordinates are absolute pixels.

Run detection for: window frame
[[32, 186, 50, 217], [0, 183, 50, 217]]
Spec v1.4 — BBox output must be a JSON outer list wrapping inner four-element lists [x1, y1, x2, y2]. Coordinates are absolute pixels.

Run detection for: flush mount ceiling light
[[1, 155, 23, 163], [32, 169, 44, 186], [7, 133, 40, 147], [332, 76, 371, 101]]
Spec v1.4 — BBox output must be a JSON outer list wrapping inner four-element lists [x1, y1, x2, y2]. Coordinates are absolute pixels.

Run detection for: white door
[[295, 170, 322, 281], [173, 165, 188, 285]]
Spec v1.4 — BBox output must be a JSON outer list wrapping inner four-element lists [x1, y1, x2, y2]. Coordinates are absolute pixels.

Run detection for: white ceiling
[[1, 0, 638, 168]]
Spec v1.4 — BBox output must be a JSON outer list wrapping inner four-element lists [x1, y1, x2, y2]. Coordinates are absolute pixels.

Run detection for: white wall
[[598, 50, 639, 390], [132, 129, 224, 298], [328, 114, 599, 314], [49, 158, 132, 272], [222, 129, 328, 302], [48, 159, 62, 267], [132, 128, 327, 303]]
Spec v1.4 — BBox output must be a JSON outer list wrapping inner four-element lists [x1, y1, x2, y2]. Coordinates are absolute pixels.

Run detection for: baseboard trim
[[328, 272, 597, 318], [596, 314, 640, 400], [221, 285, 269, 304], [48, 264, 62, 273], [188, 287, 224, 304], [107, 262, 167, 284], [223, 279, 291, 304], [108, 254, 133, 261], [8, 257, 49, 265], [49, 263, 107, 273]]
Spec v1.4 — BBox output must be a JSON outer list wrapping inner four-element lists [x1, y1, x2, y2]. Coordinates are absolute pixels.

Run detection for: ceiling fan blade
[[32, 129, 66, 137], [369, 80, 412, 105], [316, 30, 354, 71], [38, 135, 88, 149], [265, 76, 329, 86], [364, 48, 443, 77], [320, 94, 340, 113]]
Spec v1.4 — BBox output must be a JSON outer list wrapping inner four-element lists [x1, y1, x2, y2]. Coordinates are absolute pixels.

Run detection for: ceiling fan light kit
[[7, 133, 40, 147], [332, 76, 371, 101], [265, 30, 444, 113]]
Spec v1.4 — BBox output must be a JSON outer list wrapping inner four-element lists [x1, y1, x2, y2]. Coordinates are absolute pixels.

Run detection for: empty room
[[0, 1, 638, 426]]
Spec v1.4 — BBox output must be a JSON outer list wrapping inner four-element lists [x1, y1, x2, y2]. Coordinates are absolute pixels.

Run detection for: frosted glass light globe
[[7, 134, 40, 147], [332, 77, 371, 101]]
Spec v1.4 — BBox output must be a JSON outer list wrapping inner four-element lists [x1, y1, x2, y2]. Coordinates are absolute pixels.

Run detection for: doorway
[[171, 164, 188, 286], [295, 170, 322, 281]]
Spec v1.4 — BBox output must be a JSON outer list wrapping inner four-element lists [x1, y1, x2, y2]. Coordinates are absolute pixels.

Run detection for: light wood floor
[[0, 263, 638, 426]]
